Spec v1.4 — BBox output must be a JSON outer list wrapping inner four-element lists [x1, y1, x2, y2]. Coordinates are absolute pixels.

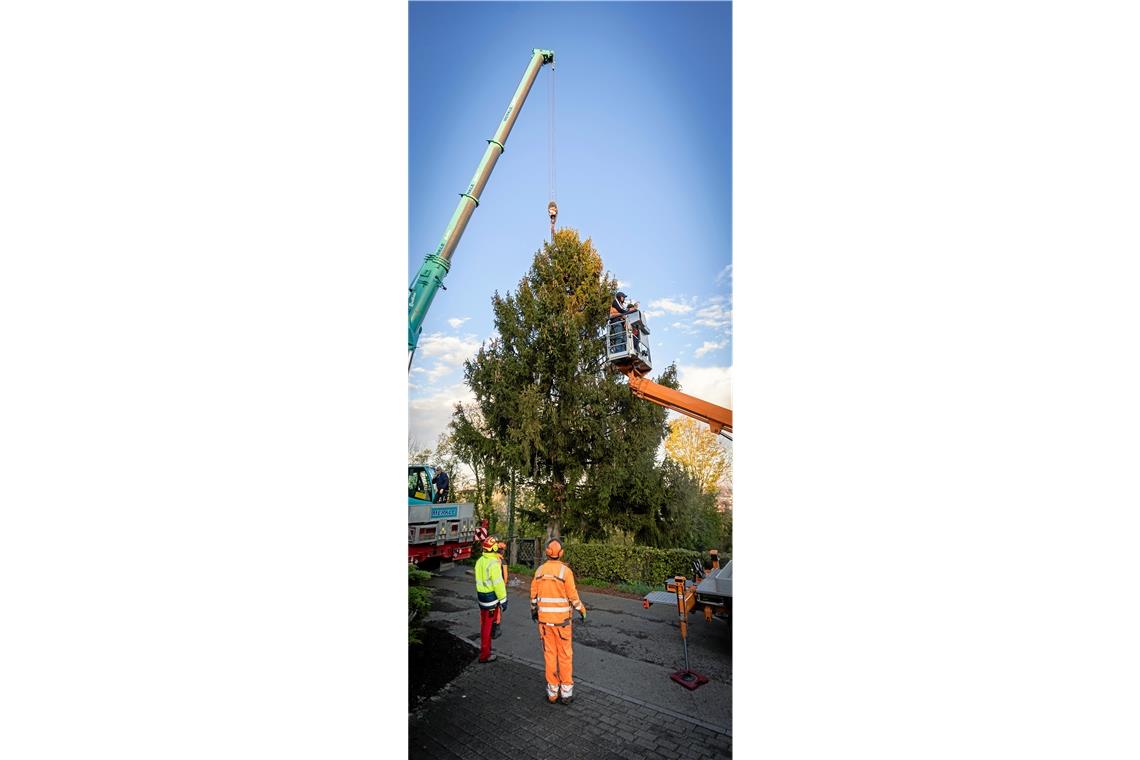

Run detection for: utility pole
[[507, 469, 517, 566]]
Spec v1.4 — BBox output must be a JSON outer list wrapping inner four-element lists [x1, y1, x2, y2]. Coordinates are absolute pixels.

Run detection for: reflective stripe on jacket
[[475, 553, 507, 608], [530, 559, 583, 625]]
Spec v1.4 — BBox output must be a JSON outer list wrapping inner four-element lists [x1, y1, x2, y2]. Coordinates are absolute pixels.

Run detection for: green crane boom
[[408, 48, 555, 366]]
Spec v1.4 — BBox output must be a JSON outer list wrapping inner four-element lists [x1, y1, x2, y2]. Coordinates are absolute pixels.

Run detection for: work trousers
[[479, 608, 497, 661], [538, 624, 574, 698]]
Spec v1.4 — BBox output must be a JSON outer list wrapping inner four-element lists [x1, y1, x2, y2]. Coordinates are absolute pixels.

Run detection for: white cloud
[[447, 316, 470, 329], [693, 301, 732, 332], [715, 264, 733, 285], [676, 364, 733, 409], [408, 382, 476, 450], [425, 362, 454, 384], [694, 339, 727, 358], [616, 280, 632, 289], [647, 296, 730, 335], [650, 297, 693, 314], [415, 332, 481, 383]]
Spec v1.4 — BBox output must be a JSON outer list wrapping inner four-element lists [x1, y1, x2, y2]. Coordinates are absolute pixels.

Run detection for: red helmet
[[482, 535, 499, 552]]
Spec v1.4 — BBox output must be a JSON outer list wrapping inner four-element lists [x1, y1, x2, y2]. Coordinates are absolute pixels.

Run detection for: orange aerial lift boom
[[624, 373, 733, 437], [604, 307, 733, 438]]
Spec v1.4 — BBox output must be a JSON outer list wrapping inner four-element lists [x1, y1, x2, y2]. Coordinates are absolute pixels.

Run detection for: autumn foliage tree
[[664, 417, 729, 494]]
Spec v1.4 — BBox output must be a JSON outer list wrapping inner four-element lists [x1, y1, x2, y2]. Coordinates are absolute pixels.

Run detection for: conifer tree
[[459, 229, 673, 540]]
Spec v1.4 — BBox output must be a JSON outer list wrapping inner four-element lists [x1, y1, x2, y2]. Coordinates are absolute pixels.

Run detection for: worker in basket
[[530, 538, 586, 704], [610, 291, 642, 359], [474, 535, 507, 663]]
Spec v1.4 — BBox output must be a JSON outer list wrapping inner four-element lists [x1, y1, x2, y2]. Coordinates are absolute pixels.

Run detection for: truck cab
[[408, 464, 437, 503]]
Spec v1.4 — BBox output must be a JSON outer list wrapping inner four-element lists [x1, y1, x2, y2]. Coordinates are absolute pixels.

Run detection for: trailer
[[643, 550, 732, 624]]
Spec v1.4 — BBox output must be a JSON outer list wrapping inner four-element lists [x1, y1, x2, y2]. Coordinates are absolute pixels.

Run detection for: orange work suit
[[530, 558, 585, 701]]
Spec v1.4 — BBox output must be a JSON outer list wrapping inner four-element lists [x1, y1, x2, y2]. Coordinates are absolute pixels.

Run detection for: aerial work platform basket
[[605, 309, 652, 375]]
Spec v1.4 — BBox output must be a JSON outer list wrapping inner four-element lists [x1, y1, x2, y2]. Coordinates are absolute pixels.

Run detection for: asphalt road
[[424, 564, 733, 732]]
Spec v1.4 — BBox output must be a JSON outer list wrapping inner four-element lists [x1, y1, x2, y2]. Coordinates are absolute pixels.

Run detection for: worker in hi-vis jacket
[[530, 539, 586, 704], [474, 536, 507, 663]]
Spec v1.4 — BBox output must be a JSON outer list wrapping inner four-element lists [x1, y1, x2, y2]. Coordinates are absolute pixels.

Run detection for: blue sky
[[409, 1, 732, 447]]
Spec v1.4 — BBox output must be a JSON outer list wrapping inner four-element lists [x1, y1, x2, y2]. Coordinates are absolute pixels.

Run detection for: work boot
[[479, 654, 497, 663], [559, 695, 574, 705]]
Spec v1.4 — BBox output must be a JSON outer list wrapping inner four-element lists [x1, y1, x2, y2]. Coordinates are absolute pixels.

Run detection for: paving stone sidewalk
[[409, 654, 731, 759]]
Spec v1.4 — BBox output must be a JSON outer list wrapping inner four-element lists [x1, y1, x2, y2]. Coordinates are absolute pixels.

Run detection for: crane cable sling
[[548, 61, 556, 203]]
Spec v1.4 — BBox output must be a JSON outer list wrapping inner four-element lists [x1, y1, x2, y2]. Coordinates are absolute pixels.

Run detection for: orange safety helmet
[[495, 540, 507, 554], [482, 535, 499, 552], [545, 538, 564, 559]]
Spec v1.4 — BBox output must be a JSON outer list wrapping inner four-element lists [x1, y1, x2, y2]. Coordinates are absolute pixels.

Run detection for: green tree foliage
[[570, 363, 680, 544], [657, 459, 726, 552], [460, 229, 672, 539], [449, 403, 503, 523], [408, 565, 433, 646]]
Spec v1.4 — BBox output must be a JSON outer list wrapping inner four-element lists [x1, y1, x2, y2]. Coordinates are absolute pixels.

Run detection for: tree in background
[[664, 417, 729, 494], [656, 459, 723, 552], [660, 418, 732, 552], [408, 431, 431, 464], [449, 403, 503, 524]]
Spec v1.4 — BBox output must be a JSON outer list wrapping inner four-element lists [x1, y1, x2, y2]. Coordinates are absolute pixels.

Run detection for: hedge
[[408, 565, 433, 645], [560, 543, 731, 587]]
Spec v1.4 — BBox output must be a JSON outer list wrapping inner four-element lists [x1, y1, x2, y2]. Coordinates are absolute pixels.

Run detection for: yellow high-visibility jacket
[[475, 553, 507, 610]]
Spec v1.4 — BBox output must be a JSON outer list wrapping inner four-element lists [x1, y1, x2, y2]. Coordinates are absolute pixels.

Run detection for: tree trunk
[[547, 470, 566, 540]]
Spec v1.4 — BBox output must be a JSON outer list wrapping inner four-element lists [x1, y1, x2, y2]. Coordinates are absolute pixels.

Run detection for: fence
[[508, 537, 542, 568]]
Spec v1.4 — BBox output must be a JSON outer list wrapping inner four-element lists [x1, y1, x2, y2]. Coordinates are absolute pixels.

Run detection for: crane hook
[[548, 200, 558, 240]]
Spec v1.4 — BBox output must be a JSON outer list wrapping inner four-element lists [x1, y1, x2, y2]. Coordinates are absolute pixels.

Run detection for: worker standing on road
[[530, 538, 586, 704], [474, 535, 507, 663]]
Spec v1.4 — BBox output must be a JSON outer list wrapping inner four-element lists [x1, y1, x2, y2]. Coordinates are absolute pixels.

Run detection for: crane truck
[[408, 464, 479, 565], [408, 49, 554, 564]]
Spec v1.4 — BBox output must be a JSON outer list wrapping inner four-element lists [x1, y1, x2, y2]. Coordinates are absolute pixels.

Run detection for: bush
[[408, 565, 433, 645], [561, 543, 730, 587]]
